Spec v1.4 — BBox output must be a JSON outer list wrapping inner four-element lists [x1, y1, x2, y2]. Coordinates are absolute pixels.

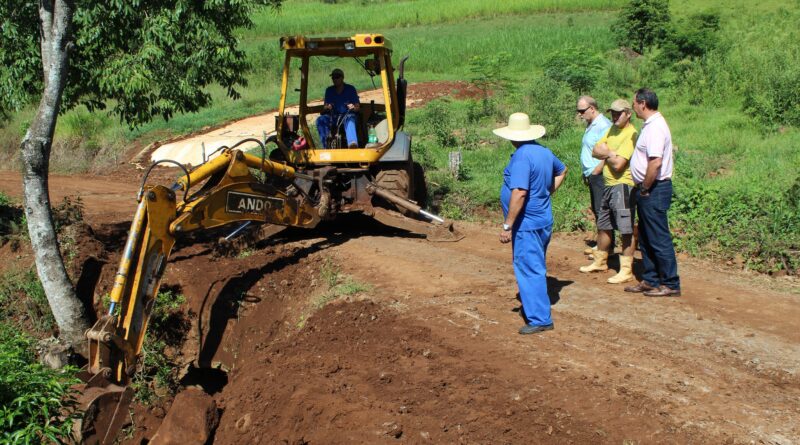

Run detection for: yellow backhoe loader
[[75, 34, 461, 444]]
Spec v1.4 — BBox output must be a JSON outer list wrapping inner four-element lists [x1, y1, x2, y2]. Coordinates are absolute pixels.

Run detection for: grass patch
[[129, 289, 189, 404], [297, 257, 371, 328], [0, 268, 56, 335], [0, 323, 79, 444]]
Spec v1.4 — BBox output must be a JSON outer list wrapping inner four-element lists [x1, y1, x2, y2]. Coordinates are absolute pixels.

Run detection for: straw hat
[[493, 113, 546, 141]]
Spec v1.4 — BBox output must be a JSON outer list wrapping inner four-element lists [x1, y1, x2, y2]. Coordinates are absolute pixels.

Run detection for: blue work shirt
[[324, 84, 360, 114], [580, 114, 611, 177], [501, 141, 566, 231]]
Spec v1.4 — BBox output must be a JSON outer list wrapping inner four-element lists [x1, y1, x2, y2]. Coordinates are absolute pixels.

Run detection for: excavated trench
[[80, 217, 704, 444]]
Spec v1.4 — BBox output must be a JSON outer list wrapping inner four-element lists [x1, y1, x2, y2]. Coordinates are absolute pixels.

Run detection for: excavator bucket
[[73, 371, 134, 445]]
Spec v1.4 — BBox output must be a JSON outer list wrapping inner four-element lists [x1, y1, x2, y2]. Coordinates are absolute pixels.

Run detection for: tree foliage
[[0, 0, 281, 350], [0, 0, 282, 127], [614, 0, 671, 54], [659, 12, 722, 64]]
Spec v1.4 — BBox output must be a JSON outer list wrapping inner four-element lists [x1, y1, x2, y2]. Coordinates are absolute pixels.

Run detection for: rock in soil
[[150, 388, 219, 445]]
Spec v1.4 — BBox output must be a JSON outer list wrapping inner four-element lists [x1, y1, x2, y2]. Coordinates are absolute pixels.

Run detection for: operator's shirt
[[581, 114, 612, 177], [324, 84, 360, 114], [501, 142, 566, 231], [630, 112, 674, 184], [598, 124, 638, 187]]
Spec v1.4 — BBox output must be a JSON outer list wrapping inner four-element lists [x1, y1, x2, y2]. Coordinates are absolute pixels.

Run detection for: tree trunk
[[20, 0, 89, 349]]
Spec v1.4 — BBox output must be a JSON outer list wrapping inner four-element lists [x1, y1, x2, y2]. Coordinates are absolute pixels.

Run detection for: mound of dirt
[[214, 299, 605, 444]]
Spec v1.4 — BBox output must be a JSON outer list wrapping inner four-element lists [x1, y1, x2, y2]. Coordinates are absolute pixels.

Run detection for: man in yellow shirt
[[579, 99, 638, 284]]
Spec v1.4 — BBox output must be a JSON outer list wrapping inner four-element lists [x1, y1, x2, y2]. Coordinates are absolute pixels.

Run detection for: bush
[[658, 12, 721, 65], [742, 45, 800, 130], [543, 47, 604, 94], [420, 99, 458, 148], [0, 268, 55, 334], [671, 180, 800, 274], [503, 75, 575, 139], [0, 324, 79, 444]]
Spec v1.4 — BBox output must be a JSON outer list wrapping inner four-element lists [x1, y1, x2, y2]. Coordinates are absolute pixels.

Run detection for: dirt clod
[[150, 388, 219, 445]]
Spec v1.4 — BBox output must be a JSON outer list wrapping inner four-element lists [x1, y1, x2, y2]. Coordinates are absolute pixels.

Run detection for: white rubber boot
[[607, 255, 634, 284], [579, 250, 608, 273]]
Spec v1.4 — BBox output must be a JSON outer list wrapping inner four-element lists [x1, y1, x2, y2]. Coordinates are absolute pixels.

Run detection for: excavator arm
[[76, 137, 461, 443], [77, 147, 321, 443]]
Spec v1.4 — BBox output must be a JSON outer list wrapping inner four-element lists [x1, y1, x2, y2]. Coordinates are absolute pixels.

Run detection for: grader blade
[[372, 208, 464, 242], [367, 183, 464, 242]]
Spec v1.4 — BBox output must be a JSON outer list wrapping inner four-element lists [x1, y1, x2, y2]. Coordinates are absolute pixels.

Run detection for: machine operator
[[317, 68, 361, 148]]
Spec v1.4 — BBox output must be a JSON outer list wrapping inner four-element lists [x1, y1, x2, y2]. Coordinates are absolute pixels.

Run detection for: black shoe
[[518, 323, 554, 335]]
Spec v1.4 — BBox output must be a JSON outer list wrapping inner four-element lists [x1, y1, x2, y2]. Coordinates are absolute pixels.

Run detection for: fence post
[[449, 150, 462, 180]]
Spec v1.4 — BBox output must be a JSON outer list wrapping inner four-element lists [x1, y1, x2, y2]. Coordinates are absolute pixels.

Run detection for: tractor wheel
[[375, 166, 413, 216]]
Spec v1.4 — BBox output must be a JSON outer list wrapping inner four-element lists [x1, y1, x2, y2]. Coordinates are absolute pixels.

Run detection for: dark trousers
[[633, 180, 680, 290], [586, 173, 604, 217]]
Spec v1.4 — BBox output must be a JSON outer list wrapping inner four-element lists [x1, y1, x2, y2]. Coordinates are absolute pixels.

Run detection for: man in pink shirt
[[625, 88, 681, 297]]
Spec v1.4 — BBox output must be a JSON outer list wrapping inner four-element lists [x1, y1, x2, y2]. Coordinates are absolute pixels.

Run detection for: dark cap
[[330, 68, 344, 78]]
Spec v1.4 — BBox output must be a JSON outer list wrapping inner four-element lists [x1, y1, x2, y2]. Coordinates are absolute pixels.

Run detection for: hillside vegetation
[[1, 0, 798, 273]]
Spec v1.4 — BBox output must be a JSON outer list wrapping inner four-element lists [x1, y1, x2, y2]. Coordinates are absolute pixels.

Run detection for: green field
[[1, 0, 798, 273]]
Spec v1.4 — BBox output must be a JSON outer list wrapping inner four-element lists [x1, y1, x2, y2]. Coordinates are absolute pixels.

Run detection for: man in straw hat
[[580, 99, 639, 284], [496, 113, 568, 335]]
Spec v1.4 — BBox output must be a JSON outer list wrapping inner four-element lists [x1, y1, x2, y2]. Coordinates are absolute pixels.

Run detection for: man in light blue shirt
[[576, 96, 611, 254]]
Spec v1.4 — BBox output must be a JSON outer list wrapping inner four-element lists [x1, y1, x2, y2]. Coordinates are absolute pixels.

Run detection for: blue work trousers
[[634, 180, 681, 290], [512, 226, 553, 326], [317, 114, 358, 147]]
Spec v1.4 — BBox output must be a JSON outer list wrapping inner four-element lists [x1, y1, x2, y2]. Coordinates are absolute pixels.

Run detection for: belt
[[635, 179, 671, 188]]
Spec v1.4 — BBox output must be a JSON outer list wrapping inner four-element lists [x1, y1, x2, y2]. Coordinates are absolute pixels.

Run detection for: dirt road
[[147, 81, 481, 167], [1, 171, 798, 444]]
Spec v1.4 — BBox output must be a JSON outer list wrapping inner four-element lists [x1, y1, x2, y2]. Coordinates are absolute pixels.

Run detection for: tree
[[0, 0, 281, 349], [468, 51, 511, 115], [614, 0, 671, 54]]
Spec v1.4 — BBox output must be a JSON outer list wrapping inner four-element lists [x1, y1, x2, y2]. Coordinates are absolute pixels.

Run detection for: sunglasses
[[332, 75, 343, 79], [576, 107, 589, 114]]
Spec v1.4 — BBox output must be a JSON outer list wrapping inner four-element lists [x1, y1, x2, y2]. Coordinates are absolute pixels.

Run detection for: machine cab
[[274, 34, 408, 166]]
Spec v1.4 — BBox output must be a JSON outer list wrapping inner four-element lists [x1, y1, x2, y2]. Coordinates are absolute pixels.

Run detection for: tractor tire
[[375, 165, 413, 216]]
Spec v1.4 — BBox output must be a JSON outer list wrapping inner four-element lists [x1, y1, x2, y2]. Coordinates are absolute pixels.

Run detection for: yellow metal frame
[[276, 34, 401, 165], [93, 149, 320, 384]]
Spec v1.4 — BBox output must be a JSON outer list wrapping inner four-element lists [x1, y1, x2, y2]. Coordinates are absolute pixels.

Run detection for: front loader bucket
[[73, 371, 134, 445]]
